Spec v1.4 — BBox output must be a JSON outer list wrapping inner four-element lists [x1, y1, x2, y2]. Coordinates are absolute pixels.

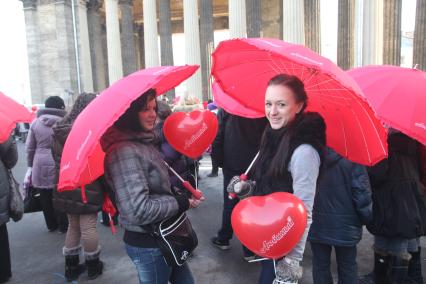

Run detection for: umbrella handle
[[182, 181, 203, 200], [109, 214, 117, 235]]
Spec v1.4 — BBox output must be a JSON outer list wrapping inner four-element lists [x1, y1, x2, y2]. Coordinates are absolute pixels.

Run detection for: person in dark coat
[[364, 131, 426, 284], [0, 136, 18, 283], [210, 108, 267, 261], [308, 147, 372, 284], [51, 93, 105, 281], [25, 96, 68, 232]]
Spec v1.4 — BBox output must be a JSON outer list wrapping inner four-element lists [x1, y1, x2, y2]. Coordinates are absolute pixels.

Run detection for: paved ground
[[6, 141, 426, 283]]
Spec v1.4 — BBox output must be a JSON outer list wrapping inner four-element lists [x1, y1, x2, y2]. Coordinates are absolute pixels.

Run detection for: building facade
[[20, 0, 426, 105]]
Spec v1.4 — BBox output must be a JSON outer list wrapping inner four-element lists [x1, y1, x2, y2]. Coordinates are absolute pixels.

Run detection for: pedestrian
[[361, 130, 426, 284], [206, 102, 219, 178], [0, 136, 18, 283], [228, 74, 326, 284], [101, 89, 202, 284], [25, 96, 68, 232], [51, 93, 105, 281], [210, 107, 267, 261], [308, 147, 372, 284]]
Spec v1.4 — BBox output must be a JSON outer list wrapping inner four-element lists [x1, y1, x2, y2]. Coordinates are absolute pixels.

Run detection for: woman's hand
[[273, 256, 303, 284], [227, 176, 255, 199], [189, 194, 205, 208]]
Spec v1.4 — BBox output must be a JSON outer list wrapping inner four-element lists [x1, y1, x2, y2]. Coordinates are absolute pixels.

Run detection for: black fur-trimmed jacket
[[253, 112, 326, 196]]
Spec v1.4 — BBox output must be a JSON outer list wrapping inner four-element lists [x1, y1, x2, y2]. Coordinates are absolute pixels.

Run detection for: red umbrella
[[58, 65, 199, 192], [211, 38, 387, 166], [102, 194, 117, 234], [348, 65, 426, 145], [0, 91, 32, 143], [212, 81, 264, 118]]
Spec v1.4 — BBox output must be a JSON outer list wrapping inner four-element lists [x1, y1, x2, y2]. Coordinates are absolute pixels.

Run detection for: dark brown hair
[[267, 74, 308, 114], [114, 89, 157, 132]]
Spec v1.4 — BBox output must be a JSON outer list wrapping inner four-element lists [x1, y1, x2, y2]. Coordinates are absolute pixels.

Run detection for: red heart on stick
[[163, 110, 218, 159], [231, 192, 307, 259]]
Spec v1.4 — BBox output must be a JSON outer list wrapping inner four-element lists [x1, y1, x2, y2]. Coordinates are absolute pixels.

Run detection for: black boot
[[407, 247, 423, 284], [86, 258, 103, 280], [65, 255, 85, 282], [374, 252, 390, 284], [387, 254, 410, 284]]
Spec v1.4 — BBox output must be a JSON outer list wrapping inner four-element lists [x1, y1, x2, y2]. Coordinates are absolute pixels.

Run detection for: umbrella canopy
[[211, 38, 387, 166], [58, 65, 199, 191], [212, 81, 264, 118], [0, 91, 32, 143], [347, 65, 426, 145]]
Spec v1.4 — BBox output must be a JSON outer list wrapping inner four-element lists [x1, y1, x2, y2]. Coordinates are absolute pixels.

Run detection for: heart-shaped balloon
[[231, 192, 307, 259], [163, 110, 218, 159]]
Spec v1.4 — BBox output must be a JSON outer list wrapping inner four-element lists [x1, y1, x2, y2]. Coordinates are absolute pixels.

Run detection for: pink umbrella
[[348, 65, 426, 145], [212, 81, 264, 118], [212, 38, 388, 166], [0, 91, 32, 143], [58, 65, 199, 192]]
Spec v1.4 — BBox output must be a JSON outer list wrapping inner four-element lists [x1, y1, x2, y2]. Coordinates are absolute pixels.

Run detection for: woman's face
[[138, 98, 157, 131], [265, 84, 303, 129]]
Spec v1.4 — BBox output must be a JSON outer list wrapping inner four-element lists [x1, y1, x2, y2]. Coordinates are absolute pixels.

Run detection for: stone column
[[87, 0, 107, 92], [362, 0, 383, 65], [383, 0, 402, 65], [21, 0, 43, 104], [184, 0, 202, 101], [105, 0, 123, 84], [77, 0, 94, 92], [229, 0, 247, 38], [304, 0, 320, 52], [55, 0, 79, 102], [282, 0, 305, 44], [119, 0, 137, 76], [199, 0, 214, 101], [246, 0, 261, 37], [262, 0, 281, 39], [143, 0, 160, 67], [337, 0, 355, 70], [159, 0, 174, 98], [413, 0, 426, 70], [137, 24, 145, 69]]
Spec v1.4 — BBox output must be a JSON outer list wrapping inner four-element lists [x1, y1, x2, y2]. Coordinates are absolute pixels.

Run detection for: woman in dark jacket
[[101, 89, 201, 284], [0, 136, 18, 283], [366, 130, 426, 284], [51, 93, 104, 281], [308, 147, 372, 284]]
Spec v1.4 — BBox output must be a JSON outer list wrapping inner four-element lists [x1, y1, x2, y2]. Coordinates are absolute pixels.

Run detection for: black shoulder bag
[[149, 212, 198, 266]]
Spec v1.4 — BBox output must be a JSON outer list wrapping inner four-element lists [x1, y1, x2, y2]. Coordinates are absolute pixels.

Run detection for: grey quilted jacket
[[0, 136, 18, 225], [101, 126, 181, 233]]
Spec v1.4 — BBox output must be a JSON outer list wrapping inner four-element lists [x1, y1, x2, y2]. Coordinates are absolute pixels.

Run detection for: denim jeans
[[217, 169, 239, 241], [125, 244, 194, 284], [310, 242, 357, 284], [258, 259, 275, 284], [374, 236, 419, 254]]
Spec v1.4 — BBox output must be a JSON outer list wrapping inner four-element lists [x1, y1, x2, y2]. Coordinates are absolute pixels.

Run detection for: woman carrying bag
[[51, 93, 105, 281]]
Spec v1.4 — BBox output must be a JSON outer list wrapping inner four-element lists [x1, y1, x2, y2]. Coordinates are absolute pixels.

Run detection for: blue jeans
[[374, 236, 419, 254], [258, 259, 275, 284], [125, 244, 195, 284], [310, 242, 357, 284]]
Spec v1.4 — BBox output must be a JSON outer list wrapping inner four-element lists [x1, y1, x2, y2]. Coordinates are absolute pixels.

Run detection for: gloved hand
[[23, 167, 32, 189], [226, 176, 255, 199], [272, 256, 303, 284]]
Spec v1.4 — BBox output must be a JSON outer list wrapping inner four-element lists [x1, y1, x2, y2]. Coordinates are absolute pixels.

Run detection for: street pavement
[[6, 141, 425, 283]]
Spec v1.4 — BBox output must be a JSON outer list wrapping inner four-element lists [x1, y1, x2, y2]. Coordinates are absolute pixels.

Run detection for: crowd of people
[[0, 73, 425, 284]]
